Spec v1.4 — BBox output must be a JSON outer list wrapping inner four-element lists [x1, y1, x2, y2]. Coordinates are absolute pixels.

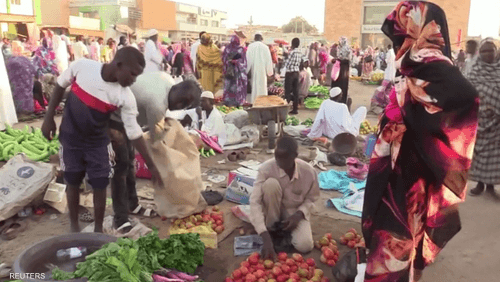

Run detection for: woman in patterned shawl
[[32, 36, 59, 78], [362, 2, 479, 281], [468, 38, 500, 197], [197, 33, 223, 93], [222, 35, 247, 106]]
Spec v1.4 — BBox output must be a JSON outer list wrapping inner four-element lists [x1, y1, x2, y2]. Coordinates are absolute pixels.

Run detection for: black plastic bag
[[201, 190, 224, 206], [332, 247, 367, 282], [328, 152, 347, 166], [268, 222, 295, 253]]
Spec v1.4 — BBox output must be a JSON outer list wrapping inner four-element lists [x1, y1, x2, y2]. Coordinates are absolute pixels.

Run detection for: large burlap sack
[[147, 118, 207, 219], [0, 154, 56, 221]]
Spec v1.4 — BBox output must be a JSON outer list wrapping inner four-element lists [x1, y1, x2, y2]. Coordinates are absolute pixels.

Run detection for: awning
[[113, 24, 134, 35], [0, 13, 36, 23], [68, 28, 104, 38]]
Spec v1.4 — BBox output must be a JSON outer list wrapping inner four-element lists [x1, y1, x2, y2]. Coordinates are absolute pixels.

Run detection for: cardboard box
[[225, 171, 256, 205], [43, 181, 68, 213]]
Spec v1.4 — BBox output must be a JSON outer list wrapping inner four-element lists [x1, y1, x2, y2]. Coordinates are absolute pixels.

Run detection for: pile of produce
[[359, 120, 378, 135], [0, 124, 59, 162], [301, 118, 314, 127], [285, 116, 300, 126], [199, 148, 216, 158], [370, 70, 384, 82], [339, 228, 365, 249], [52, 231, 205, 281], [253, 96, 287, 107], [218, 105, 244, 114], [274, 82, 284, 88], [268, 85, 285, 96], [304, 97, 327, 109], [308, 85, 330, 96], [314, 233, 340, 267], [170, 206, 225, 234], [225, 252, 329, 282]]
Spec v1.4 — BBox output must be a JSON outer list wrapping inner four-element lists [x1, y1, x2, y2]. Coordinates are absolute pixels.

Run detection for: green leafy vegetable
[[285, 116, 300, 126], [52, 231, 205, 281]]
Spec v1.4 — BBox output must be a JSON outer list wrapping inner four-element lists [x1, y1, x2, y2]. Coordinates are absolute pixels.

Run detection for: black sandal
[[0, 220, 27, 241], [469, 182, 485, 196]]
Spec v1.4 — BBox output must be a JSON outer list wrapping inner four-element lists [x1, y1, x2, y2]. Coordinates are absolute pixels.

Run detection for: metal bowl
[[13, 233, 117, 282], [332, 132, 358, 155]]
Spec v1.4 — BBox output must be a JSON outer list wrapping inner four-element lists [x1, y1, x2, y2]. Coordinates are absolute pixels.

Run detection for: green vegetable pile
[[285, 116, 300, 126], [200, 148, 215, 158], [301, 118, 314, 127], [0, 124, 59, 162], [304, 97, 327, 109], [274, 82, 283, 88], [308, 85, 330, 95], [52, 231, 205, 282]]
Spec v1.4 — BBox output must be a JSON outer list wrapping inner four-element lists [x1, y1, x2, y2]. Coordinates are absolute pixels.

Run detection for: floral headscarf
[[32, 36, 59, 77]]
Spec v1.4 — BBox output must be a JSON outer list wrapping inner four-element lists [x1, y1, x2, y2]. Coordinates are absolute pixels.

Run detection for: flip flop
[[0, 220, 27, 241], [130, 205, 157, 218], [116, 222, 133, 234], [0, 219, 14, 234]]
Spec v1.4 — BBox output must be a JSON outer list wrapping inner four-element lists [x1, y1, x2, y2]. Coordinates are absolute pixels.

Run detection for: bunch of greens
[[308, 85, 329, 95], [304, 97, 327, 109], [285, 116, 300, 126], [301, 118, 314, 127], [52, 231, 205, 281]]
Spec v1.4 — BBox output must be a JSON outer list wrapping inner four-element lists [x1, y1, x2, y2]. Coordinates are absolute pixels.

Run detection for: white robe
[[201, 107, 227, 147], [0, 45, 18, 130], [190, 40, 201, 73], [144, 39, 163, 72], [308, 100, 367, 139], [53, 35, 69, 73], [246, 41, 274, 103], [384, 49, 396, 82]]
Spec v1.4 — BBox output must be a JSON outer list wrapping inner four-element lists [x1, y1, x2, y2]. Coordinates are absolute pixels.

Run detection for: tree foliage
[[282, 17, 318, 34]]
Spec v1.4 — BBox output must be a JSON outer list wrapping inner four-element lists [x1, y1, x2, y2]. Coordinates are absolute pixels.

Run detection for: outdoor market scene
[[0, 0, 500, 281]]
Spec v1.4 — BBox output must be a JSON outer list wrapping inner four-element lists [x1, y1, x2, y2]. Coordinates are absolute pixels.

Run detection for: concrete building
[[40, 0, 103, 38], [324, 0, 471, 50], [169, 2, 228, 42], [0, 0, 41, 39]]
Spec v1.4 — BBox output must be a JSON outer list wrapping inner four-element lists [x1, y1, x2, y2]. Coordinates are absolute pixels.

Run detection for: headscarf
[[32, 36, 58, 77], [222, 35, 246, 74], [362, 1, 479, 270], [364, 46, 374, 58], [197, 33, 222, 65], [181, 42, 194, 74], [171, 43, 182, 64], [338, 36, 351, 60]]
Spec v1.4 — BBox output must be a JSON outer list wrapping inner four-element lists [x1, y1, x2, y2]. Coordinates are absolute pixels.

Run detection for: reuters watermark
[[10, 273, 46, 280]]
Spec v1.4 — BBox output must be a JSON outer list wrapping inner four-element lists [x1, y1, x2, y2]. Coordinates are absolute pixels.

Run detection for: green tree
[[282, 17, 318, 34]]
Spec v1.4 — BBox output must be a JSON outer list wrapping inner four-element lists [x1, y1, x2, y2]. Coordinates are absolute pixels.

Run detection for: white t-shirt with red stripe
[[57, 59, 143, 146]]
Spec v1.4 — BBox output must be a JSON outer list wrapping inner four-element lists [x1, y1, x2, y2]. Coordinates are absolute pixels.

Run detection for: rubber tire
[[268, 120, 276, 149]]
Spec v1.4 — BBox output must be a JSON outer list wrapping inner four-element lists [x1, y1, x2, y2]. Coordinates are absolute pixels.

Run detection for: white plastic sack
[[240, 125, 260, 145], [224, 110, 250, 129], [0, 154, 56, 221], [225, 123, 242, 146], [350, 68, 358, 77], [284, 125, 307, 137]]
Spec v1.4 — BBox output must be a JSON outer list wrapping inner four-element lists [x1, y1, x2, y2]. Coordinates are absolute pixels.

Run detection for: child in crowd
[[41, 47, 162, 233], [298, 59, 312, 105]]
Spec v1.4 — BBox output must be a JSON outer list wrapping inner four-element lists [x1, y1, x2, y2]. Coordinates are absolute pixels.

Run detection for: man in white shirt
[[246, 33, 274, 103], [144, 29, 165, 72], [308, 87, 367, 140], [197, 91, 227, 146], [72, 35, 89, 61], [463, 40, 478, 79], [190, 31, 206, 77]]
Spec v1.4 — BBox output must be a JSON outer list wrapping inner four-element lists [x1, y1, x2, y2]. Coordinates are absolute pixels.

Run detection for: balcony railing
[[69, 16, 101, 31], [69, 0, 136, 8]]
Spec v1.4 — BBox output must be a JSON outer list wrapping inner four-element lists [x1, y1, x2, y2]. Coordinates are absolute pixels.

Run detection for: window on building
[[187, 15, 197, 24], [10, 0, 21, 5], [200, 19, 208, 26], [212, 21, 219, 28]]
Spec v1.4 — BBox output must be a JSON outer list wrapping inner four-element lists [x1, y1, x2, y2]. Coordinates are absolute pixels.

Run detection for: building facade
[[169, 2, 227, 42], [324, 0, 471, 50], [0, 0, 41, 38]]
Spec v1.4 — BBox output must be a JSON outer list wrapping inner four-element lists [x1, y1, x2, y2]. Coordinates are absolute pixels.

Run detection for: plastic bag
[[224, 110, 250, 129], [328, 153, 347, 166], [225, 123, 242, 146], [240, 125, 260, 145], [346, 158, 368, 180], [332, 248, 367, 282], [331, 60, 341, 81]]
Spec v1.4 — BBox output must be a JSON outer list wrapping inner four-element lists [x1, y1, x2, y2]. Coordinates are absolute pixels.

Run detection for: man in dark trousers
[[284, 38, 305, 115]]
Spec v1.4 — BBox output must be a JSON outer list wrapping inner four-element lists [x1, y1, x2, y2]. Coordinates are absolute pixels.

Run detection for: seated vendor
[[307, 87, 367, 140], [250, 136, 320, 258], [196, 91, 227, 147]]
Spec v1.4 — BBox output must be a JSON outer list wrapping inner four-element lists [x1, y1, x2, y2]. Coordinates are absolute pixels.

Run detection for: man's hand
[[260, 231, 276, 260], [283, 211, 305, 231], [41, 118, 57, 141]]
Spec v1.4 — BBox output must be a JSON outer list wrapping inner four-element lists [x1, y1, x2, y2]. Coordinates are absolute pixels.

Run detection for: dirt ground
[[1, 81, 499, 282]]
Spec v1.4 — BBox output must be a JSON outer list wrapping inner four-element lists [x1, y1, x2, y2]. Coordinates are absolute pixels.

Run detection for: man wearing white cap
[[196, 91, 227, 146], [246, 32, 274, 103], [144, 29, 165, 72], [307, 87, 367, 139]]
